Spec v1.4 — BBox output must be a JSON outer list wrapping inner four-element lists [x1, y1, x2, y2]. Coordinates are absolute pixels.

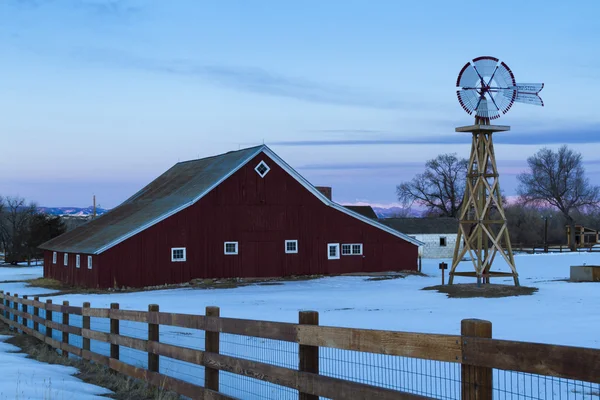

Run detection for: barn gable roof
[[40, 145, 421, 254], [378, 217, 459, 234]]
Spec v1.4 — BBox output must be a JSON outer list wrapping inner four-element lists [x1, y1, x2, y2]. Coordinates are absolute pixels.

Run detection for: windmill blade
[[457, 62, 480, 87], [494, 62, 516, 87], [457, 89, 480, 114], [472, 56, 499, 79], [513, 83, 544, 94], [515, 92, 544, 106], [491, 89, 516, 114]]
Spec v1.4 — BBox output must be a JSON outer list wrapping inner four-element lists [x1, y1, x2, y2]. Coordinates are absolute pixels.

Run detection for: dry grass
[[0, 322, 181, 400], [422, 283, 538, 298]]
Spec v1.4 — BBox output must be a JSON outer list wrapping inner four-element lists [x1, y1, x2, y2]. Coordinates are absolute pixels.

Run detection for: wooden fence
[[0, 291, 598, 400]]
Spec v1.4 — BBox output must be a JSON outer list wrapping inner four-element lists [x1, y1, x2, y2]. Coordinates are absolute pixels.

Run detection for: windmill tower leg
[[448, 120, 519, 286]]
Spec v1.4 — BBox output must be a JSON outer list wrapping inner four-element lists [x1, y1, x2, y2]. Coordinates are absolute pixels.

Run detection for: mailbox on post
[[439, 262, 448, 285]]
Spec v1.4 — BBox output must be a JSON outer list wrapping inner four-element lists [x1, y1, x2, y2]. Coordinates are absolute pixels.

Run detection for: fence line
[[0, 291, 598, 399]]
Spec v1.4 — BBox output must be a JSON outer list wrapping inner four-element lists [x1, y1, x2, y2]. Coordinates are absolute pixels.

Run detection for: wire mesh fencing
[[0, 294, 598, 400]]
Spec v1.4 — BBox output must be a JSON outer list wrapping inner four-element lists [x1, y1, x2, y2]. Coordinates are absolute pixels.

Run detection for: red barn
[[40, 146, 420, 288]]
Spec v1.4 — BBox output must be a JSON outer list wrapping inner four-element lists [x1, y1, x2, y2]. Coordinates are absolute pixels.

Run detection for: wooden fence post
[[299, 310, 319, 400], [62, 301, 70, 358], [82, 302, 90, 352], [0, 291, 3, 319], [22, 295, 28, 331], [4, 293, 10, 321], [148, 304, 159, 373], [13, 294, 18, 331], [110, 303, 120, 360], [461, 319, 493, 400], [205, 306, 220, 392], [46, 299, 53, 340], [33, 297, 39, 332]]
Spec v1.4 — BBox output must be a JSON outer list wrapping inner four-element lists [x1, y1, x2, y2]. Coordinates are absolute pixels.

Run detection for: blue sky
[[1, 0, 599, 209]]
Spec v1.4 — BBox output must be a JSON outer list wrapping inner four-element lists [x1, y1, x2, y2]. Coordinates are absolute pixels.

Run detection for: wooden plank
[[154, 311, 206, 329], [45, 336, 61, 349], [61, 342, 82, 357], [217, 317, 298, 342], [110, 309, 148, 322], [110, 334, 148, 352], [148, 341, 205, 366], [108, 359, 233, 400], [32, 300, 46, 310], [462, 337, 600, 384], [62, 301, 70, 359], [82, 308, 110, 318], [46, 320, 82, 336], [297, 325, 462, 362], [32, 315, 46, 327], [204, 352, 426, 400], [81, 350, 110, 365], [61, 305, 83, 315], [19, 297, 35, 306], [82, 329, 110, 343]]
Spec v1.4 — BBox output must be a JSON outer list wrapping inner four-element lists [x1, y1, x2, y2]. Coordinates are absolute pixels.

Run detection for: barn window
[[52, 252, 57, 264], [171, 248, 186, 262], [327, 243, 340, 260], [64, 253, 68, 266], [76, 255, 81, 268], [285, 240, 298, 254], [224, 242, 239, 255], [87, 256, 93, 269], [341, 244, 352, 255], [351, 244, 363, 255], [440, 237, 447, 247], [255, 160, 270, 178]]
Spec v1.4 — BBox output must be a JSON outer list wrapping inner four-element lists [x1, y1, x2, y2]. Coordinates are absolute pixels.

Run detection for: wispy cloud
[[269, 124, 600, 146], [67, 47, 431, 110]]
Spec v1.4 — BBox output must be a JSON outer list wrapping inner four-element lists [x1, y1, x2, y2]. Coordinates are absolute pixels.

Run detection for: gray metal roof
[[378, 217, 459, 235], [39, 146, 264, 254], [342, 205, 378, 219]]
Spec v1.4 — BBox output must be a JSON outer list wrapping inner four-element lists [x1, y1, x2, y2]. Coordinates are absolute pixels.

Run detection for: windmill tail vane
[[456, 56, 544, 121]]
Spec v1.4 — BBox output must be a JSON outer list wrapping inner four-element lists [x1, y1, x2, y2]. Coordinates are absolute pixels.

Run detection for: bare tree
[[396, 153, 468, 218], [517, 145, 600, 251], [0, 196, 37, 264]]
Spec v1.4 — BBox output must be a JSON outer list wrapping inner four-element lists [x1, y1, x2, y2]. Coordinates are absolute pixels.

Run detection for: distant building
[[342, 205, 378, 220], [40, 145, 422, 288], [378, 218, 460, 259]]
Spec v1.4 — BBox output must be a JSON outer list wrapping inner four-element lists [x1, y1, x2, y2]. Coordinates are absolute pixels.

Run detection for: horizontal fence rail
[[0, 291, 597, 400]]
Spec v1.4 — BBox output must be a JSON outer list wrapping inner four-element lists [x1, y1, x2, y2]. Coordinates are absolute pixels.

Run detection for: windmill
[[449, 56, 544, 287]]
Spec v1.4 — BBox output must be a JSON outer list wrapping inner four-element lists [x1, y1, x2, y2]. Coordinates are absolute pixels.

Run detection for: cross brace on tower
[[448, 118, 519, 286]]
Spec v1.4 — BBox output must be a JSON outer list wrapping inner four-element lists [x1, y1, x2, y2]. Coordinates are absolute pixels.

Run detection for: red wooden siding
[[45, 151, 417, 288], [44, 251, 99, 287]]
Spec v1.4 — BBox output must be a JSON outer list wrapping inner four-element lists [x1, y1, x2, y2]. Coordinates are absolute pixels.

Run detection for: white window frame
[[341, 244, 352, 255], [76, 254, 81, 269], [87, 256, 93, 269], [52, 252, 57, 264], [285, 240, 298, 254], [327, 243, 340, 260], [171, 247, 187, 262], [64, 253, 68, 266], [440, 236, 447, 247], [351, 243, 363, 255], [254, 160, 270, 178], [341, 244, 363, 255], [224, 242, 239, 255]]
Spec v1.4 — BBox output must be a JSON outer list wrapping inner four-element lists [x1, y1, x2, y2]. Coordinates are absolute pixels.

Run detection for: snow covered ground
[[0, 335, 112, 400], [0, 252, 598, 399]]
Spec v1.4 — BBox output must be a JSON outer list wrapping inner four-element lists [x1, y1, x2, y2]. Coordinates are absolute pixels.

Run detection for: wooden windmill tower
[[449, 56, 544, 286]]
